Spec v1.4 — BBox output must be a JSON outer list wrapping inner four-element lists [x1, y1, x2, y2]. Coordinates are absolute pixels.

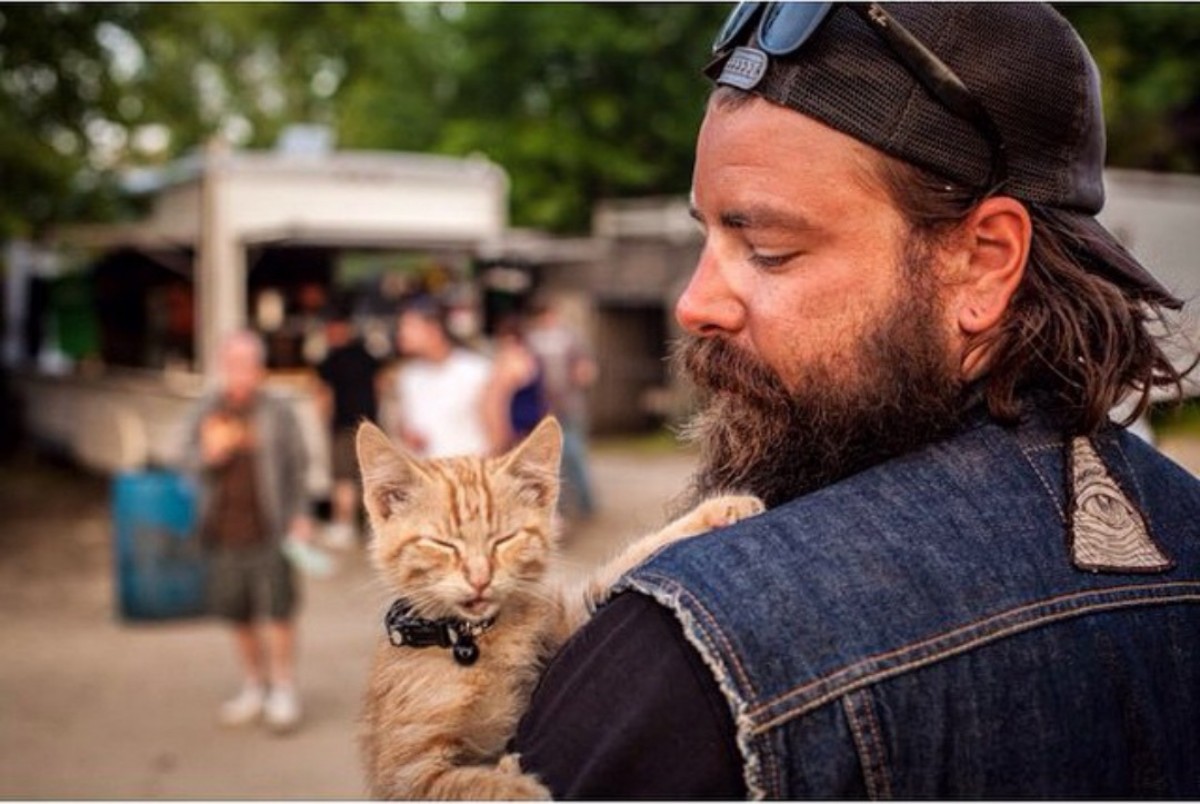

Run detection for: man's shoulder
[[630, 418, 1200, 632], [666, 418, 1199, 562]]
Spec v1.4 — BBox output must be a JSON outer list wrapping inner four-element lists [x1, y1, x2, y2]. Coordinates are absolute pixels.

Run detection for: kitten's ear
[[498, 416, 563, 509], [356, 421, 428, 522]]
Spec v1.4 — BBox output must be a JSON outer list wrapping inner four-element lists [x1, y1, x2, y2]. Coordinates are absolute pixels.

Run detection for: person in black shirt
[[315, 304, 381, 549]]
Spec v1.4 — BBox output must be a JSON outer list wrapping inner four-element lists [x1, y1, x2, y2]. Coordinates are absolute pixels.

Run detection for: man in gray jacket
[[183, 330, 312, 733]]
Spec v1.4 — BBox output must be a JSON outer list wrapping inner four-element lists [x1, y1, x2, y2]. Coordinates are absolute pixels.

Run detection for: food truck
[[4, 140, 510, 497]]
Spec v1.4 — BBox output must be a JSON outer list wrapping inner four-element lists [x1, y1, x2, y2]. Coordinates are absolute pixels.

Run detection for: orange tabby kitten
[[357, 416, 764, 800]]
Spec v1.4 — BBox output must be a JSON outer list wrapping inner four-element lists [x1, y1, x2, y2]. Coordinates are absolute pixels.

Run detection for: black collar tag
[[384, 599, 495, 666]]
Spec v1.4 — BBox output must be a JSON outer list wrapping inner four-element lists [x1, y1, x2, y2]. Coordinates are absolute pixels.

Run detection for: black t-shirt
[[514, 592, 747, 799], [316, 341, 380, 430]]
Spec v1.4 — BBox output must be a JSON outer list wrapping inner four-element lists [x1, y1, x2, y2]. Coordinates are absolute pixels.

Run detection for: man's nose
[[675, 250, 746, 337]]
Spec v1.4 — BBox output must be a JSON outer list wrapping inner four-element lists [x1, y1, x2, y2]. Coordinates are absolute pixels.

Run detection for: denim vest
[[617, 404, 1200, 798]]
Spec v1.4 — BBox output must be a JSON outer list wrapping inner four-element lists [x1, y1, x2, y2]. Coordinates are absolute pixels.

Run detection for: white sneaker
[[264, 685, 302, 734], [219, 683, 265, 727], [323, 522, 357, 551]]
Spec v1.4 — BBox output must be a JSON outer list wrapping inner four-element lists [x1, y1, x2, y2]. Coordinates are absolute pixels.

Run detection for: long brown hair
[[875, 156, 1192, 434]]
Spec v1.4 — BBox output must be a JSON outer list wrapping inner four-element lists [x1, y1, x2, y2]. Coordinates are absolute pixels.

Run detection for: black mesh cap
[[707, 2, 1182, 309]]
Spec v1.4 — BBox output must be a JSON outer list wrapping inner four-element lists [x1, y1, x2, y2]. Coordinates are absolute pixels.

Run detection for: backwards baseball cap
[[706, 2, 1182, 309]]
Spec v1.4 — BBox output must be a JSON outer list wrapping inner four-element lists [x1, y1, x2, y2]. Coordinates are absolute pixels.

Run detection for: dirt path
[[0, 446, 696, 799]]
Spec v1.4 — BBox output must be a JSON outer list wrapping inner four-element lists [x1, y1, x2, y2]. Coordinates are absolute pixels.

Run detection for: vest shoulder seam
[[747, 582, 1200, 734]]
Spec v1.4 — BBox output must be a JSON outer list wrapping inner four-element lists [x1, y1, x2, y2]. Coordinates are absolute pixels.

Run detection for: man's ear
[[949, 195, 1031, 377]]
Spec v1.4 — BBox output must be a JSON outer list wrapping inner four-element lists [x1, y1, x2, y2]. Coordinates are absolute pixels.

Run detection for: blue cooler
[[112, 470, 208, 621]]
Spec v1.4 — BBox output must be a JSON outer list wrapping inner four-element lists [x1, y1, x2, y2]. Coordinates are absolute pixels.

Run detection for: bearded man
[[513, 3, 1200, 799]]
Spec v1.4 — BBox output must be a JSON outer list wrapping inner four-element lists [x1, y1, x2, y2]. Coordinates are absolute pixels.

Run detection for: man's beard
[[675, 250, 967, 511]]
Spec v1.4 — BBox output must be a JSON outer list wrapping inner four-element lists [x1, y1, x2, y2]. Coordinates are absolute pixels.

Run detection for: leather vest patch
[[1068, 436, 1174, 574]]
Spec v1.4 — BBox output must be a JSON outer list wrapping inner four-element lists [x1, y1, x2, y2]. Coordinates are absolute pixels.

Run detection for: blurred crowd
[[317, 290, 599, 544]]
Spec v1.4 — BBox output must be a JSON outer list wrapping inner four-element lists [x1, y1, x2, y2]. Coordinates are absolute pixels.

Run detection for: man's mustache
[[672, 335, 794, 409]]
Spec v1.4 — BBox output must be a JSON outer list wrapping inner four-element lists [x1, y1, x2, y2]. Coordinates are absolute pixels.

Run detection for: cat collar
[[384, 598, 496, 667]]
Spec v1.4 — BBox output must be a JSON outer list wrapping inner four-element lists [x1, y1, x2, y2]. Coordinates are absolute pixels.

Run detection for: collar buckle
[[384, 599, 496, 666]]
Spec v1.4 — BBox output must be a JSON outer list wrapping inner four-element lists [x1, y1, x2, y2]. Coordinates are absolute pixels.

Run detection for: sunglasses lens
[[758, 2, 835, 56], [713, 1, 762, 53]]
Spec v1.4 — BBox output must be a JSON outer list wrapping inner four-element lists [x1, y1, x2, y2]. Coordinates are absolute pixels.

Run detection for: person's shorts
[[330, 428, 360, 483], [208, 545, 298, 624]]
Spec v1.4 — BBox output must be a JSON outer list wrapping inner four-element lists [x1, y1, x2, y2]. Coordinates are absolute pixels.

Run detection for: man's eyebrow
[[688, 202, 815, 232]]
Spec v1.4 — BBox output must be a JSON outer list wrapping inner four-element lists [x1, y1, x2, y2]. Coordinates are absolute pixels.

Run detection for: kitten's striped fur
[[357, 417, 764, 799]]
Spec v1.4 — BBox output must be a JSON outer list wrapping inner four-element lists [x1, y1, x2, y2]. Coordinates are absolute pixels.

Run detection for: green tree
[[434, 2, 725, 231], [3, 3, 1198, 240], [0, 3, 143, 238], [1060, 3, 1200, 173], [2, 2, 726, 236]]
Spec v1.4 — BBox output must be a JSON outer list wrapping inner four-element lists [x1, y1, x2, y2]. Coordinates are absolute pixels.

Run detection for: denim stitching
[[748, 582, 1200, 732], [842, 690, 892, 800], [861, 688, 893, 799], [755, 590, 1200, 732], [841, 694, 874, 797], [753, 719, 785, 800], [1017, 442, 1068, 523]]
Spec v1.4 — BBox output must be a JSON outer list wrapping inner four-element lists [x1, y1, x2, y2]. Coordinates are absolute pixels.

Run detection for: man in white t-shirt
[[393, 297, 492, 458]]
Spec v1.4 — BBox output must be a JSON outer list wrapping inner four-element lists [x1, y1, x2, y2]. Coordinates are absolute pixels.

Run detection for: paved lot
[[0, 444, 696, 799]]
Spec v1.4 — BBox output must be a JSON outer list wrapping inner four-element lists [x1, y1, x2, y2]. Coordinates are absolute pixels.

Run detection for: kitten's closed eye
[[490, 531, 523, 555], [415, 536, 460, 555]]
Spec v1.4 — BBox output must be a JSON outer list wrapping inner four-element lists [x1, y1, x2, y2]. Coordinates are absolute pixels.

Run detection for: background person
[[182, 329, 312, 733], [526, 294, 599, 519], [314, 300, 382, 549], [392, 295, 492, 458], [483, 312, 548, 455], [513, 3, 1200, 797]]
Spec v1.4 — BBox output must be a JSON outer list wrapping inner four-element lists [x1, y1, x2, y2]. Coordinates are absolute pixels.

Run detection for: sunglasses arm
[[850, 3, 1008, 186]]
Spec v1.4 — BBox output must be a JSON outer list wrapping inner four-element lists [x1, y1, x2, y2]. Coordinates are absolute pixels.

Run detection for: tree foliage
[[0, 2, 1196, 239], [1061, 3, 1200, 174], [0, 3, 142, 237]]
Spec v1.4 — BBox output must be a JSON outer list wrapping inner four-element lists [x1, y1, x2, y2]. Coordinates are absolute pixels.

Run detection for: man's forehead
[[697, 98, 891, 195]]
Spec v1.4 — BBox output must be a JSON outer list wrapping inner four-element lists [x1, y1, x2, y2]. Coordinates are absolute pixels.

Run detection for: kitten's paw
[[490, 772, 551, 800], [694, 493, 767, 530], [494, 754, 552, 800], [498, 753, 524, 775], [508, 777, 552, 801]]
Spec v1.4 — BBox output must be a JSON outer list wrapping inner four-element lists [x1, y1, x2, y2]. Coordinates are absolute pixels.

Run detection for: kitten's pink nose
[[465, 561, 492, 594]]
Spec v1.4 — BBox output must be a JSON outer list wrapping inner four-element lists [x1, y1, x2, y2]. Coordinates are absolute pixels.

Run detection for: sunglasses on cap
[[712, 2, 1008, 192]]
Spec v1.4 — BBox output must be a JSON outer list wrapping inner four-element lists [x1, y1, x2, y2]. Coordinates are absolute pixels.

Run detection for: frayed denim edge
[[615, 577, 768, 800]]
